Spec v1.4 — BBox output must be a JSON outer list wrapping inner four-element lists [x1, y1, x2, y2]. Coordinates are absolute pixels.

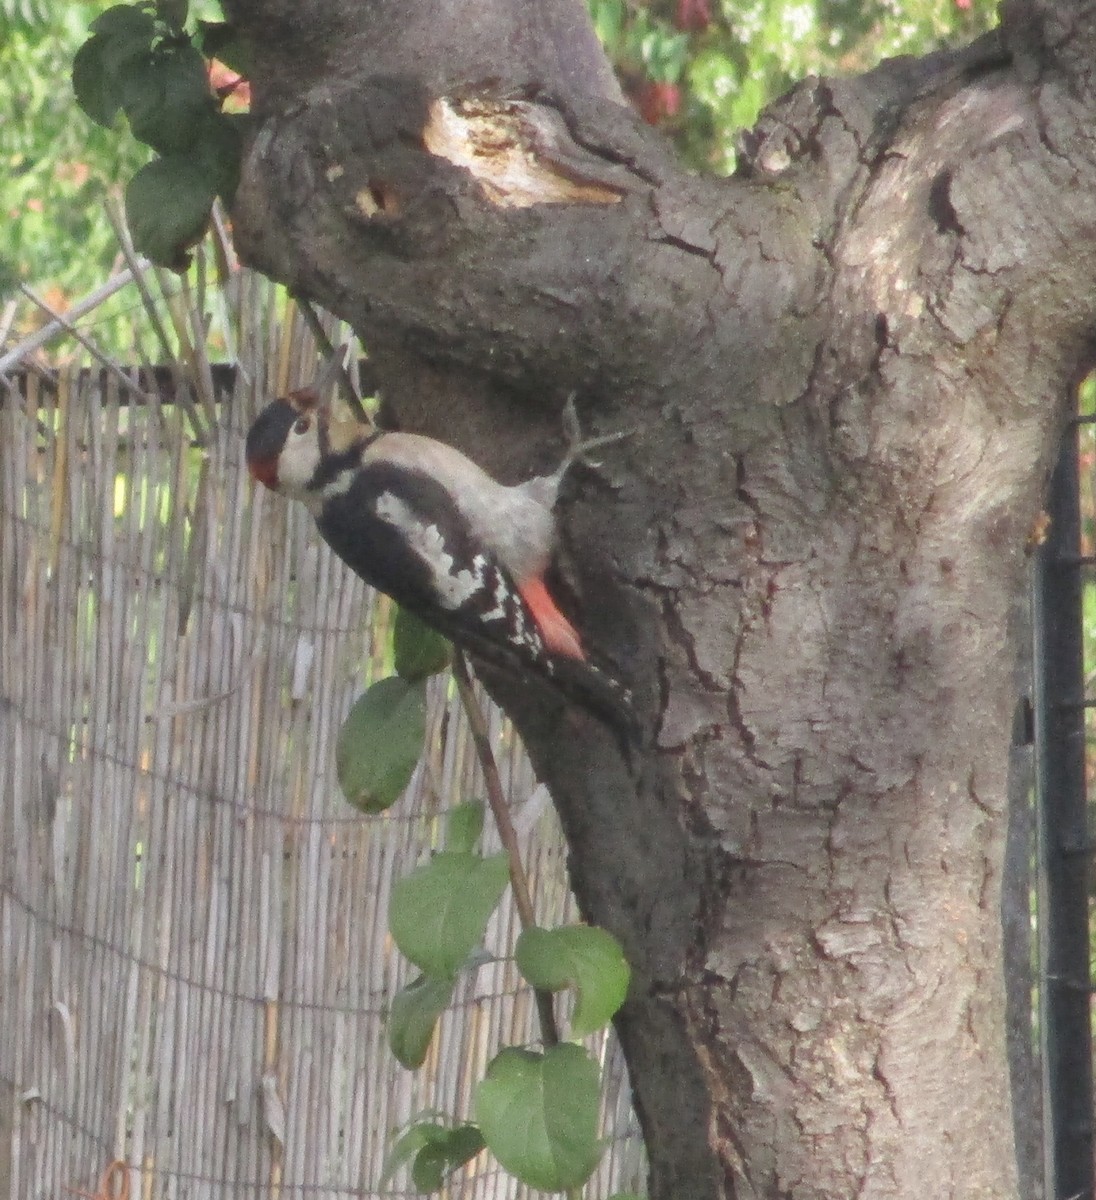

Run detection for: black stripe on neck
[[307, 429, 380, 493]]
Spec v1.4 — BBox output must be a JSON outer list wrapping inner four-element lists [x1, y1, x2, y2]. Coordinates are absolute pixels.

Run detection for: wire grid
[[0, 343, 645, 1199]]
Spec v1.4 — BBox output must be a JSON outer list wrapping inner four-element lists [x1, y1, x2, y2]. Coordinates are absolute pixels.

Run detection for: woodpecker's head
[[246, 389, 327, 501]]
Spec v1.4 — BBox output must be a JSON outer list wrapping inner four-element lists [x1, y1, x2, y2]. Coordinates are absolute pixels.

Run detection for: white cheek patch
[[277, 435, 323, 496], [374, 492, 481, 608]]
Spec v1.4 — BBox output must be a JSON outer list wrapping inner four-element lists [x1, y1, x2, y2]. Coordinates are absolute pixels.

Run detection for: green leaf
[[156, 0, 188, 31], [193, 111, 242, 202], [379, 1122, 434, 1187], [411, 1140, 455, 1192], [73, 8, 161, 130], [475, 1044, 603, 1192], [119, 109, 240, 269], [410, 1144, 447, 1192], [388, 974, 454, 1069], [72, 36, 123, 127], [125, 153, 216, 268], [445, 802, 484, 855], [381, 1121, 484, 1192], [390, 851, 509, 977], [335, 676, 427, 813], [393, 606, 452, 680], [89, 4, 156, 41], [515, 924, 630, 1038], [120, 42, 213, 154], [90, 6, 159, 83], [589, 0, 624, 49]]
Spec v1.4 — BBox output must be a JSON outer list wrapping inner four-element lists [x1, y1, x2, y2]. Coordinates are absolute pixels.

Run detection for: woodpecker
[[245, 381, 635, 737]]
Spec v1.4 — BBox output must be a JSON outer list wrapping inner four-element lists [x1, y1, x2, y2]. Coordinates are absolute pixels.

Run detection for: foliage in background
[[1, 3, 145, 297], [590, 0, 999, 171], [0, 0, 224, 351]]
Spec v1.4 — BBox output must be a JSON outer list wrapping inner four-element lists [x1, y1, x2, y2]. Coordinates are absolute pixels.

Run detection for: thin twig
[[103, 195, 213, 447], [103, 195, 175, 364], [451, 651, 560, 1048], [0, 298, 18, 351], [17, 285, 158, 404], [0, 266, 148, 373]]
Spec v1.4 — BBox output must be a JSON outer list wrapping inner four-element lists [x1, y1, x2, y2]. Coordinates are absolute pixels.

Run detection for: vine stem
[[451, 651, 560, 1048]]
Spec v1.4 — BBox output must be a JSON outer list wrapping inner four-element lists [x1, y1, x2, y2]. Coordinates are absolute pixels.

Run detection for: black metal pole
[[1033, 419, 1095, 1200]]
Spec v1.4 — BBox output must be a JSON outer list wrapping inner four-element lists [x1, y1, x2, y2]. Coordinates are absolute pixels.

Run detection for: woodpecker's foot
[[560, 395, 634, 472]]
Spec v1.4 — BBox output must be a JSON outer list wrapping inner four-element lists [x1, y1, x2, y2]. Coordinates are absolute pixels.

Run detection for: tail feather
[[547, 654, 639, 748], [403, 601, 637, 749]]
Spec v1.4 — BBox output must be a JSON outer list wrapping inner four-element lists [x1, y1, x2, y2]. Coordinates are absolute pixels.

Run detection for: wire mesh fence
[[0, 297, 645, 1200]]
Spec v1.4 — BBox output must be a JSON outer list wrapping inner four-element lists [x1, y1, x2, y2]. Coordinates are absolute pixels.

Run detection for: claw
[[558, 394, 635, 475], [562, 395, 584, 446]]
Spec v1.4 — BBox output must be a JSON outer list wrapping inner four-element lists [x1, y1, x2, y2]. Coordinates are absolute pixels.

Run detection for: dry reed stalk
[[0, 258, 642, 1200]]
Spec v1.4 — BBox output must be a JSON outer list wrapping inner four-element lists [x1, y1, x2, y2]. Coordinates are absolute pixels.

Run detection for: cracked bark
[[223, 0, 1096, 1195]]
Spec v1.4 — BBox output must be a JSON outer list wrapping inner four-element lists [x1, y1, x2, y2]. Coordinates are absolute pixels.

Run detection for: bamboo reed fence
[[0, 272, 644, 1199]]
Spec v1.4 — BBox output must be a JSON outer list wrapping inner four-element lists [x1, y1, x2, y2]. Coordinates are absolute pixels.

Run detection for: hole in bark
[[928, 169, 963, 236], [356, 180, 400, 218]]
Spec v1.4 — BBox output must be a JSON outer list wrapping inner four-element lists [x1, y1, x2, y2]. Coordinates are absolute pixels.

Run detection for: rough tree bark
[[222, 0, 1096, 1196]]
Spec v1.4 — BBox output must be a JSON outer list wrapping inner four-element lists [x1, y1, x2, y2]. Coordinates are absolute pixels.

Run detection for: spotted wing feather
[[316, 460, 552, 675], [315, 459, 635, 737]]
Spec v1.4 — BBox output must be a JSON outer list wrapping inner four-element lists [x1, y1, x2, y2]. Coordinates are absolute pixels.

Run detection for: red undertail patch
[[518, 577, 586, 661]]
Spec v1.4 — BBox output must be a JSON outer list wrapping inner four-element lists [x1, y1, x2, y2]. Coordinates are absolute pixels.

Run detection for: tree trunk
[[223, 0, 1096, 1194]]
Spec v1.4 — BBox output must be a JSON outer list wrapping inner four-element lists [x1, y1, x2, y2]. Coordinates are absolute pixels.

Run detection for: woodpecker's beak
[[309, 344, 349, 400]]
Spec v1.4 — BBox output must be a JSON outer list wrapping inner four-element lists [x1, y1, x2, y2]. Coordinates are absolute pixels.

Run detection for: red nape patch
[[248, 456, 279, 490]]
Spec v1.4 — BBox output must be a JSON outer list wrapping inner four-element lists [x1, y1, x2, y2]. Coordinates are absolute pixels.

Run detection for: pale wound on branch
[[422, 96, 625, 209]]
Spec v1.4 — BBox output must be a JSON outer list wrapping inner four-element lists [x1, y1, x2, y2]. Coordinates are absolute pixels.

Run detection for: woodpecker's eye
[[293, 416, 311, 435]]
